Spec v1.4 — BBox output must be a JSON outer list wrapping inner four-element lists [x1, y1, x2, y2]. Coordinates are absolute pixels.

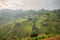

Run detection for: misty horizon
[[0, 0, 60, 10]]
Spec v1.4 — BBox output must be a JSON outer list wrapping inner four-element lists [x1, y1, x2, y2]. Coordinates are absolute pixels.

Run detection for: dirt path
[[41, 36, 60, 40]]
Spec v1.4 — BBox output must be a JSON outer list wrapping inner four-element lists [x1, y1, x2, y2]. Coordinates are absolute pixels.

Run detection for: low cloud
[[0, 0, 60, 10]]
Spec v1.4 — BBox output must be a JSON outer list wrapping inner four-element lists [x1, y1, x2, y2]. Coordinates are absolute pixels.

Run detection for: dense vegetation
[[0, 9, 60, 40]]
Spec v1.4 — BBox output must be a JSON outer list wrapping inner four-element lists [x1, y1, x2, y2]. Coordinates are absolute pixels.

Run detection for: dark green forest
[[0, 9, 60, 40]]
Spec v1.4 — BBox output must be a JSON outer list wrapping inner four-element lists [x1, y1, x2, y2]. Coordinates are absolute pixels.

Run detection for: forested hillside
[[0, 9, 60, 40]]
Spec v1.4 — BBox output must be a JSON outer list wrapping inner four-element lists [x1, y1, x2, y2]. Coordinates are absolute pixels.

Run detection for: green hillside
[[0, 9, 60, 40]]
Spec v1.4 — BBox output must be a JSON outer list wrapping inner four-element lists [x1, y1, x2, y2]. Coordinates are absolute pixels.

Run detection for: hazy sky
[[0, 0, 60, 10]]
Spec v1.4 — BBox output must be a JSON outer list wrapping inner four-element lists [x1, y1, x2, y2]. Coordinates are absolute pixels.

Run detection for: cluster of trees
[[0, 9, 60, 40]]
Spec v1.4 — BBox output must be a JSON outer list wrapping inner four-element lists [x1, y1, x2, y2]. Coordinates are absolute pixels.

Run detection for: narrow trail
[[41, 36, 60, 40]]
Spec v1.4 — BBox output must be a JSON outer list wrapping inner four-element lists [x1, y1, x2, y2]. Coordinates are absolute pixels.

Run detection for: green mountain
[[0, 9, 60, 40]]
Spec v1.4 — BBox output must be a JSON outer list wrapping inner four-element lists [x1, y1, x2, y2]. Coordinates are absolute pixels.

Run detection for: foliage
[[0, 9, 60, 40]]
